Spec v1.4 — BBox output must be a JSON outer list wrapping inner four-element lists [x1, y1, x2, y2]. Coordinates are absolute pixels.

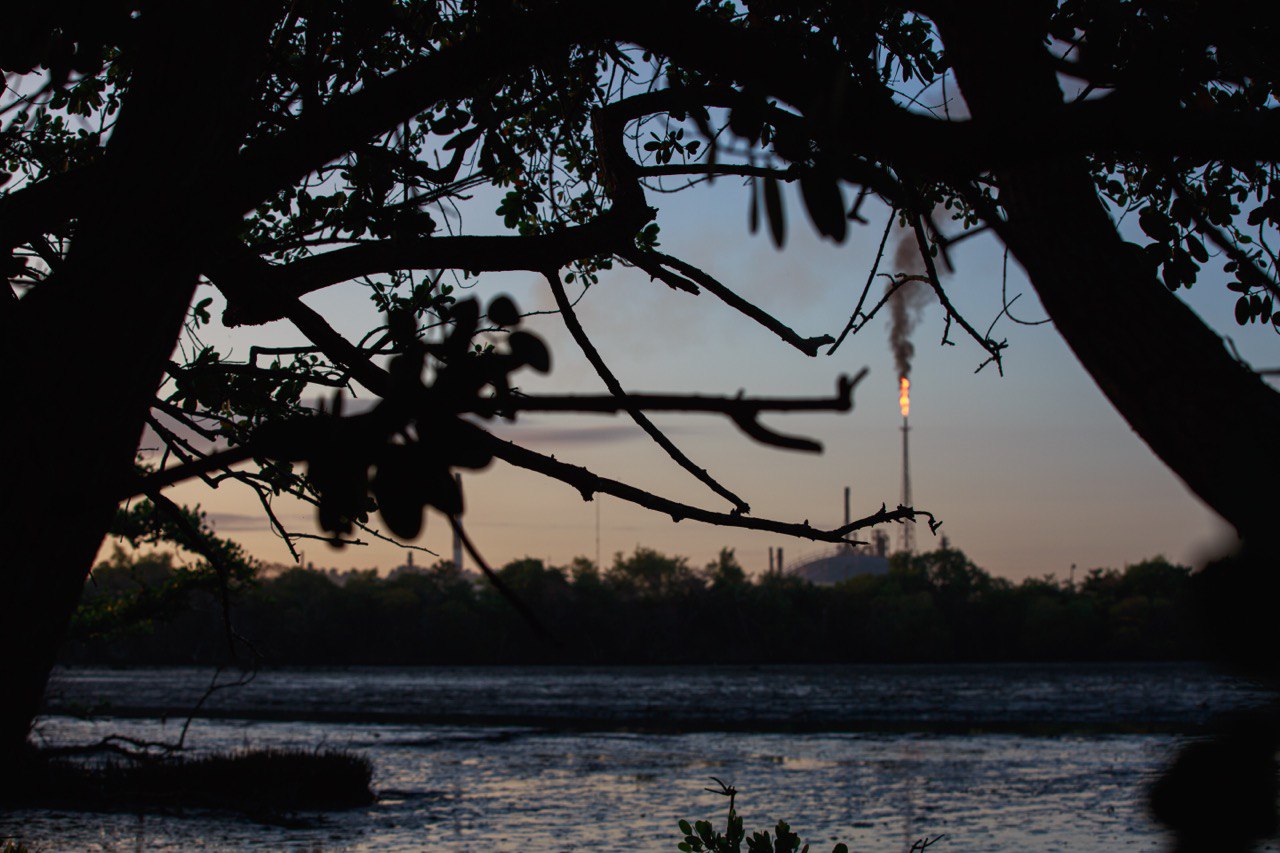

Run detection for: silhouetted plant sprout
[[677, 777, 947, 853]]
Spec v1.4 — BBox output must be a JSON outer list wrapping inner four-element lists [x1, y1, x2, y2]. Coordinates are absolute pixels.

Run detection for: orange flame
[[899, 376, 910, 418]]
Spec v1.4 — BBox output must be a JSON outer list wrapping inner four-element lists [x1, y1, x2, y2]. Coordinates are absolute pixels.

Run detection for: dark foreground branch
[[474, 423, 930, 545], [127, 377, 862, 498]]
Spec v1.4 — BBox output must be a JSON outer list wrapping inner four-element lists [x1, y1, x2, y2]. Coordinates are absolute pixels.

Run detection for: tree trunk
[[935, 3, 1280, 542], [0, 4, 265, 766]]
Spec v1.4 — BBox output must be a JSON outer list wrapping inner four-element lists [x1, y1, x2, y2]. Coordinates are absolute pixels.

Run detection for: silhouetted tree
[[3, 7, 1277, 825], [702, 548, 748, 591], [66, 545, 1204, 666]]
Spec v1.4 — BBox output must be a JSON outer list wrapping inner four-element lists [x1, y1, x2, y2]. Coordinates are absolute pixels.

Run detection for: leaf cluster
[[251, 296, 550, 541], [73, 499, 259, 641], [678, 809, 847, 853]]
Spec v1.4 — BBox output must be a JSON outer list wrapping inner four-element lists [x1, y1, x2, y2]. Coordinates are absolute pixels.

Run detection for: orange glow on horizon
[[899, 376, 910, 418]]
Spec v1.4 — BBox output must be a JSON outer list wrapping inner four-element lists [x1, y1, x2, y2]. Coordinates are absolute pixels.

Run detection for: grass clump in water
[[9, 747, 374, 814]]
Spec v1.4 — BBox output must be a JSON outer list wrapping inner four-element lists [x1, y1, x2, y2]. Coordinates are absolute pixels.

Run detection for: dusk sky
[[152, 177, 1277, 582]]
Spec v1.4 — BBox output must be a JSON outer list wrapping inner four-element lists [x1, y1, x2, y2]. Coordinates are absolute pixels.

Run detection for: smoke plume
[[886, 224, 933, 379]]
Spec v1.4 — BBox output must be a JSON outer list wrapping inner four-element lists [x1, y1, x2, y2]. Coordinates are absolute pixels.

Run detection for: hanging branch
[[621, 247, 833, 356], [545, 268, 751, 514], [828, 205, 897, 354], [143, 491, 249, 666], [907, 207, 1007, 374], [449, 515, 560, 646]]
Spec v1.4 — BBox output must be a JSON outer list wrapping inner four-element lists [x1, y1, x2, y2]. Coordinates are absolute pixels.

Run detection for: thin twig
[[145, 491, 241, 665], [829, 206, 897, 354], [907, 207, 1006, 374], [448, 515, 560, 646]]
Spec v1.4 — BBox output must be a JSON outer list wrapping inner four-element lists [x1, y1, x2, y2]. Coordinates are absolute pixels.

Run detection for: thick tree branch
[[0, 164, 101, 254], [637, 163, 797, 181], [618, 5, 1280, 177], [228, 8, 599, 213], [212, 206, 654, 326], [284, 300, 393, 396], [936, 3, 1280, 539]]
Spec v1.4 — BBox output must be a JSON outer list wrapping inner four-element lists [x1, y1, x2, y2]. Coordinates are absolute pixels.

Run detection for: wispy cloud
[[207, 511, 311, 532], [485, 416, 704, 447]]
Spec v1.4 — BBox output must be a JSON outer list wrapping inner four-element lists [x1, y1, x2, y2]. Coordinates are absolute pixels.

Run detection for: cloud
[[484, 417, 702, 447], [207, 511, 311, 532]]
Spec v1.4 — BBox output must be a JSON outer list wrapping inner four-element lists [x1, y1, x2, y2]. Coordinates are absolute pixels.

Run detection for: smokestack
[[885, 221, 935, 557], [901, 414, 913, 555]]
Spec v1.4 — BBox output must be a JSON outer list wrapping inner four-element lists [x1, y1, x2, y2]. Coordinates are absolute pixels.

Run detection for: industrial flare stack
[[899, 376, 913, 556]]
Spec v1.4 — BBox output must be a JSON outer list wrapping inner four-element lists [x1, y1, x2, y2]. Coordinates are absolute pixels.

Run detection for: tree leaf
[[487, 295, 520, 327], [1235, 295, 1251, 324], [800, 169, 846, 243], [749, 177, 760, 234], [763, 176, 786, 248], [508, 330, 551, 373], [1185, 234, 1208, 263]]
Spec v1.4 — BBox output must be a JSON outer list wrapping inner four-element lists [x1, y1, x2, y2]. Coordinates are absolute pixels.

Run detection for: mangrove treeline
[[61, 545, 1205, 665]]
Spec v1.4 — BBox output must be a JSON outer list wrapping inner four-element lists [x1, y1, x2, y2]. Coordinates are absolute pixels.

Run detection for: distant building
[[787, 530, 890, 586], [387, 551, 423, 580]]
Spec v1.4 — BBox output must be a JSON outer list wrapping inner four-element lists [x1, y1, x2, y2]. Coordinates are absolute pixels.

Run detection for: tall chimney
[[901, 415, 913, 555]]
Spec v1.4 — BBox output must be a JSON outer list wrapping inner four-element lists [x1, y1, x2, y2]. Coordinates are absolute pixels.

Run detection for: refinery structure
[[784, 372, 915, 587], [783, 486, 892, 586], [898, 374, 914, 555]]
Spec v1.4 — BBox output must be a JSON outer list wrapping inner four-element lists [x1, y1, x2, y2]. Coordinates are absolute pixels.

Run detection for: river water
[[7, 663, 1278, 851]]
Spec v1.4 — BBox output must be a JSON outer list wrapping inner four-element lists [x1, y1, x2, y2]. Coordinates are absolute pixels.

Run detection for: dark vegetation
[[3, 747, 373, 814], [63, 546, 1200, 665], [676, 778, 940, 853]]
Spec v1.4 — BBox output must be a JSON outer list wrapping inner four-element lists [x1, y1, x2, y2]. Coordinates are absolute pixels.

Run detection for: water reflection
[[12, 718, 1183, 851], [10, 663, 1276, 851]]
